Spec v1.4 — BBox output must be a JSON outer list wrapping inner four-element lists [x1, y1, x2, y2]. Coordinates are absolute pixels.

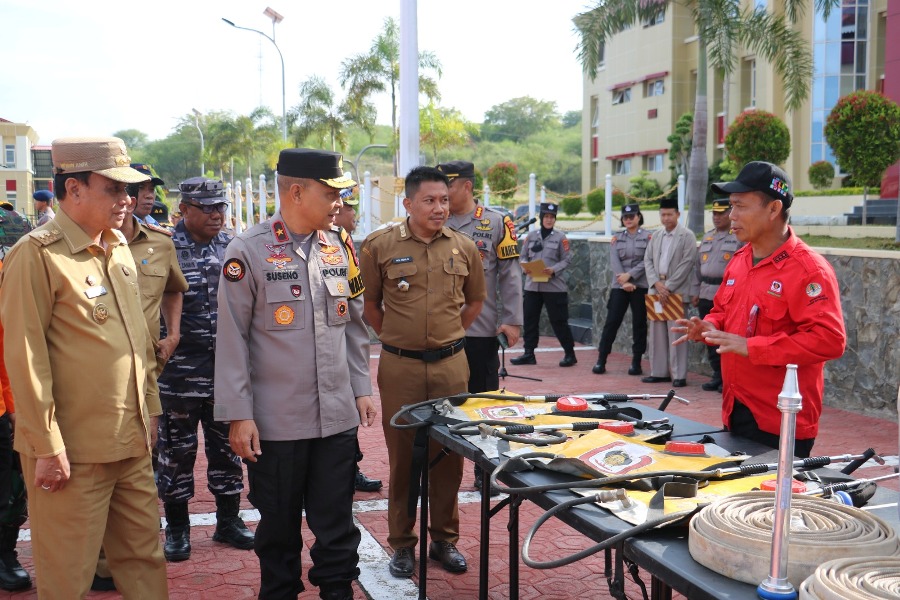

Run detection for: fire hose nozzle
[[593, 488, 631, 507]]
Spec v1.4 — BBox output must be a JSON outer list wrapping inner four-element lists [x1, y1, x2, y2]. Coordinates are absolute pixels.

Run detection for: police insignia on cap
[[274, 305, 294, 325], [93, 303, 109, 324], [223, 258, 246, 282]]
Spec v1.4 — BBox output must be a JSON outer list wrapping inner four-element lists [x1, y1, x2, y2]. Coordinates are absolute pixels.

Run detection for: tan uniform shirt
[[447, 204, 522, 337], [359, 220, 486, 349], [124, 217, 188, 342], [214, 213, 371, 440], [0, 209, 159, 463]]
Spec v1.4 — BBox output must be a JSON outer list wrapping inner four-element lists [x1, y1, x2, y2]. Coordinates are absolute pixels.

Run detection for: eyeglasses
[[185, 202, 228, 214]]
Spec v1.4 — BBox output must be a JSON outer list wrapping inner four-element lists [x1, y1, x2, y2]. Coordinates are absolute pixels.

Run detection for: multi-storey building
[[581, 0, 898, 198], [0, 119, 40, 213]]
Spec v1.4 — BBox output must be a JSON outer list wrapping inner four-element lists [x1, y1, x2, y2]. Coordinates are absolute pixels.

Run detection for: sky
[[1, 0, 591, 145]]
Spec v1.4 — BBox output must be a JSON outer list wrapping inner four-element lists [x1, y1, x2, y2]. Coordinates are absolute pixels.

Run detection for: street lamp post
[[191, 108, 205, 176], [222, 9, 287, 141]]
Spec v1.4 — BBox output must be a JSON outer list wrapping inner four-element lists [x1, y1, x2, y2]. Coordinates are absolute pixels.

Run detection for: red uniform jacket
[[705, 229, 846, 439]]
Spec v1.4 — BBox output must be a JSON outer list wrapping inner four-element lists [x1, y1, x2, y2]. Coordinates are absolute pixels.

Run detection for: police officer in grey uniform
[[157, 177, 253, 562], [215, 149, 375, 600], [690, 198, 742, 392], [593, 203, 651, 375], [438, 160, 523, 494], [511, 202, 577, 367]]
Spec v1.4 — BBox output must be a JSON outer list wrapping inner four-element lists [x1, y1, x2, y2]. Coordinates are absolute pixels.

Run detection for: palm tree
[[206, 108, 279, 180], [291, 76, 351, 152], [575, 0, 838, 233], [339, 16, 442, 174]]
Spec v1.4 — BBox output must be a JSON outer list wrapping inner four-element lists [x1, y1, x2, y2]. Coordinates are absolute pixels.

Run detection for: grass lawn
[[800, 235, 900, 251]]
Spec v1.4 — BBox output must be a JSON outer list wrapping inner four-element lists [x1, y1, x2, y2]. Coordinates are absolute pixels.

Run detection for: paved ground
[[5, 337, 898, 599]]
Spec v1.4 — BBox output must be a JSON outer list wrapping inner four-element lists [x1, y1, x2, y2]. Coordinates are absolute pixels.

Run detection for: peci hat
[[539, 202, 558, 216], [277, 149, 356, 189], [179, 177, 227, 204], [436, 160, 475, 179], [711, 198, 731, 212], [659, 197, 679, 210], [339, 187, 359, 206], [710, 161, 793, 207], [51, 137, 149, 183], [130, 163, 166, 188], [33, 189, 54, 203]]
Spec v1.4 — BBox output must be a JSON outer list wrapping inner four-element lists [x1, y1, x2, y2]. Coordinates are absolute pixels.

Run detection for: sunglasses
[[622, 214, 638, 220], [185, 202, 228, 214]]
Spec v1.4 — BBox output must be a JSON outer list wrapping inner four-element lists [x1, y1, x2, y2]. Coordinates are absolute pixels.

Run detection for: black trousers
[[729, 400, 815, 458], [465, 336, 500, 394], [597, 288, 648, 358], [0, 413, 27, 528], [247, 429, 360, 598], [522, 290, 574, 353], [697, 299, 721, 377]]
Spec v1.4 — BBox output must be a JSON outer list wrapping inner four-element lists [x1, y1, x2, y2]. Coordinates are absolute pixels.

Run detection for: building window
[[4, 145, 14, 167], [644, 154, 665, 173], [645, 79, 665, 97], [642, 9, 665, 27], [613, 159, 632, 175], [612, 88, 632, 105], [740, 59, 757, 109], [32, 149, 53, 178], [598, 41, 606, 68]]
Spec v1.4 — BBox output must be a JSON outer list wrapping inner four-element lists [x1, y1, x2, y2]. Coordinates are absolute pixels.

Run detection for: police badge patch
[[223, 258, 246, 282]]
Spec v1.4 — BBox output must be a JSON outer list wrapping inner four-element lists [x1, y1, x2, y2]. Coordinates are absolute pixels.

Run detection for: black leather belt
[[381, 338, 466, 363], [701, 276, 723, 285]]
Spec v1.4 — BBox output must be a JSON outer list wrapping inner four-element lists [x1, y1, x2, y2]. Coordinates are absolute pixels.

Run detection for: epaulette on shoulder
[[141, 221, 174, 237], [27, 227, 63, 246], [366, 223, 396, 242]]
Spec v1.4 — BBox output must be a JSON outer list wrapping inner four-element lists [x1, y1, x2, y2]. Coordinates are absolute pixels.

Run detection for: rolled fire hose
[[689, 491, 900, 589], [799, 556, 900, 599]]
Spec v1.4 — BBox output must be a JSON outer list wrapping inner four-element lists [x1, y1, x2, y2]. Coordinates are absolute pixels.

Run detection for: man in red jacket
[[673, 162, 846, 457]]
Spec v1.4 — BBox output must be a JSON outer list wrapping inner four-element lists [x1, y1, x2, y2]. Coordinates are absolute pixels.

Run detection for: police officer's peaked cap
[[277, 149, 356, 189], [130, 163, 165, 187], [711, 198, 731, 212], [621, 203, 641, 216], [436, 160, 475, 179], [711, 161, 793, 207], [179, 177, 226, 204], [539, 202, 558, 216]]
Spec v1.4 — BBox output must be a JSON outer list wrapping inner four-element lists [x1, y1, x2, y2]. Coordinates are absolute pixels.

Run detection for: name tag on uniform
[[392, 256, 413, 264], [84, 285, 108, 299]]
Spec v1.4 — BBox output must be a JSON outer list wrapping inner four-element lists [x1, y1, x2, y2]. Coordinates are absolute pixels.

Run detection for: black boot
[[510, 351, 536, 365], [592, 352, 607, 374], [213, 494, 255, 550], [558, 352, 577, 367], [702, 373, 723, 392], [163, 502, 191, 562], [628, 355, 643, 376], [0, 526, 31, 591]]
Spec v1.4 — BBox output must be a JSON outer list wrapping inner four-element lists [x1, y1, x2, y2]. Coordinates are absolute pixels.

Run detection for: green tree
[[629, 171, 664, 199], [575, 0, 839, 234], [724, 109, 790, 168], [113, 129, 150, 155], [808, 161, 835, 190], [824, 90, 900, 227], [667, 113, 693, 179], [482, 97, 560, 142], [339, 16, 442, 174], [291, 76, 351, 152], [562, 110, 582, 128], [207, 108, 279, 179], [486, 162, 519, 200], [586, 187, 605, 215], [420, 103, 471, 164], [560, 195, 584, 216]]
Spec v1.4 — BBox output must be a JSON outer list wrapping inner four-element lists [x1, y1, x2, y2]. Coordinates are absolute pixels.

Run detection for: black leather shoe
[[355, 469, 383, 492], [510, 353, 536, 365], [672, 379, 687, 388], [559, 353, 577, 367], [164, 525, 191, 562], [389, 546, 415, 578], [0, 552, 31, 591], [90, 574, 116, 592], [213, 516, 255, 550], [628, 362, 643, 376], [641, 376, 671, 383], [319, 582, 353, 600], [701, 378, 722, 392], [428, 541, 468, 573], [592, 362, 606, 374]]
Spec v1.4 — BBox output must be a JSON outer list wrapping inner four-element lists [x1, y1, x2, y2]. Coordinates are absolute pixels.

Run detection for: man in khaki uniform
[[690, 198, 742, 392], [0, 137, 168, 599], [642, 197, 698, 387], [359, 166, 485, 578]]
